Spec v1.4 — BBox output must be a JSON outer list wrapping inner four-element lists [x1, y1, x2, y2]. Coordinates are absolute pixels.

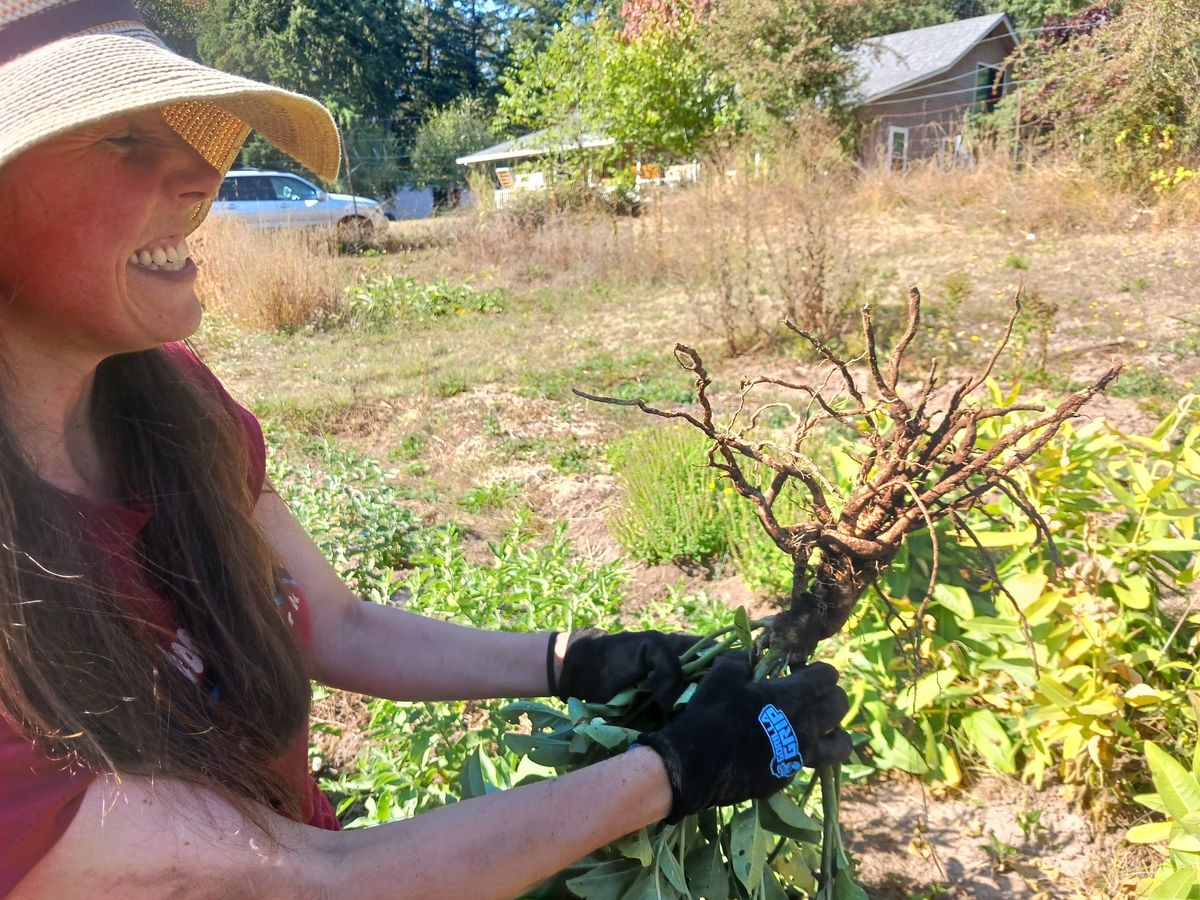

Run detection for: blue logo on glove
[[758, 704, 803, 779]]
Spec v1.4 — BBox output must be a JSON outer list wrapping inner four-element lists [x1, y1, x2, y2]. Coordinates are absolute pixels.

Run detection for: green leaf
[[1148, 865, 1200, 899], [1127, 821, 1173, 843], [1137, 792, 1169, 814], [833, 867, 869, 899], [673, 682, 698, 709], [733, 606, 754, 657], [896, 668, 960, 713], [620, 866, 680, 900], [957, 526, 1036, 548], [617, 828, 654, 866], [1170, 833, 1200, 853], [1001, 570, 1048, 611], [565, 859, 643, 900], [1114, 574, 1152, 610], [503, 732, 574, 767], [872, 727, 931, 775], [932, 584, 974, 619], [568, 697, 590, 724], [684, 839, 729, 900], [730, 805, 769, 890], [762, 865, 789, 900], [960, 710, 1016, 774], [960, 617, 1020, 635], [657, 835, 689, 895], [1036, 676, 1078, 711], [1146, 743, 1200, 825], [606, 687, 639, 709], [460, 747, 497, 800], [1142, 538, 1200, 552], [576, 722, 641, 750], [758, 793, 820, 840]]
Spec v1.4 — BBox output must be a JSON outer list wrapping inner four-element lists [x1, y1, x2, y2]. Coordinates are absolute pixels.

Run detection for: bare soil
[[840, 775, 1124, 899]]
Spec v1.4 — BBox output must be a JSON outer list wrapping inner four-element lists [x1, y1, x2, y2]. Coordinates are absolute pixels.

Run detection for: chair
[[495, 167, 515, 190]]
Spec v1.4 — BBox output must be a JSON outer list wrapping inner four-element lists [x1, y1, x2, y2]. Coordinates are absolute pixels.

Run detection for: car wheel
[[337, 216, 373, 244]]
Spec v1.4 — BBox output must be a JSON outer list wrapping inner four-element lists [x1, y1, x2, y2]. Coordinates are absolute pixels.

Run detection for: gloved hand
[[554, 628, 698, 709], [636, 656, 852, 823]]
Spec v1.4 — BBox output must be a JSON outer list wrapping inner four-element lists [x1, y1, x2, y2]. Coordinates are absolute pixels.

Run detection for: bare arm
[[15, 746, 671, 899], [255, 486, 569, 701]]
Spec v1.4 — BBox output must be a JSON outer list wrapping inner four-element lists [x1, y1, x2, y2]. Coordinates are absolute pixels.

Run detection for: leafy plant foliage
[[319, 274, 507, 332]]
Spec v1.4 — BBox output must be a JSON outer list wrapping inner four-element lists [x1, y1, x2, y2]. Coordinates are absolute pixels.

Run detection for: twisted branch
[[577, 285, 1120, 657]]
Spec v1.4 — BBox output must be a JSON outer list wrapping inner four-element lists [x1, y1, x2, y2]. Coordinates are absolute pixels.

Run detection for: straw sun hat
[[0, 0, 341, 230]]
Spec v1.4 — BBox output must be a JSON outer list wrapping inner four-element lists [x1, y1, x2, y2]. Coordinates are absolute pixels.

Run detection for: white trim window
[[887, 126, 909, 172]]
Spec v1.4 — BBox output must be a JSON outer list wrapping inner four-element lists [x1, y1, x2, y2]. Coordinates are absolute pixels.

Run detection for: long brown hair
[[0, 346, 311, 820]]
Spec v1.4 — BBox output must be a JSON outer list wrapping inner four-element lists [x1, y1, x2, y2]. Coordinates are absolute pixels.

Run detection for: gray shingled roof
[[456, 127, 615, 165], [849, 13, 1017, 104]]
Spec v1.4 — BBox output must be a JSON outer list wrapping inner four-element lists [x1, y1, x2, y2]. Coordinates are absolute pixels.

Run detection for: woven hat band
[[0, 0, 141, 65]]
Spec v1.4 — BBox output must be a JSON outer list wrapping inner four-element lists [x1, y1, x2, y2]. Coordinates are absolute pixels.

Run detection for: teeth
[[129, 238, 191, 272]]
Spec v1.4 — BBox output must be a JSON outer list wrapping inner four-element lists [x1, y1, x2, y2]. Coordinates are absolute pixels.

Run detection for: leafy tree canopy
[[496, 11, 732, 164], [411, 97, 498, 189], [1013, 0, 1199, 189]]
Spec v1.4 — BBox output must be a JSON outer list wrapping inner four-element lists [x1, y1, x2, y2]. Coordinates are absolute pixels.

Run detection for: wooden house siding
[[856, 20, 1016, 165]]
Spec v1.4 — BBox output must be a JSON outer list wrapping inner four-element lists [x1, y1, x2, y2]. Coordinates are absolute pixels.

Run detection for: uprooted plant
[[577, 286, 1119, 665], [491, 287, 1119, 898]]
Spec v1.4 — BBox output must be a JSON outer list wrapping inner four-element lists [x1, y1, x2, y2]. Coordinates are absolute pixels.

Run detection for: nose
[[169, 140, 223, 205], [159, 125, 224, 205]]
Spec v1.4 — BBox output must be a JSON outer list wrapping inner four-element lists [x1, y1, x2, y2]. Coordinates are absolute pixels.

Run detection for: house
[[455, 127, 614, 205], [458, 13, 1018, 188], [849, 13, 1019, 168], [455, 126, 700, 206]]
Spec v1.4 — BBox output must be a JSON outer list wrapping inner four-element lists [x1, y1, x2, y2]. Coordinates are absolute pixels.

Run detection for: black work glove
[[636, 656, 853, 823], [555, 628, 698, 709]]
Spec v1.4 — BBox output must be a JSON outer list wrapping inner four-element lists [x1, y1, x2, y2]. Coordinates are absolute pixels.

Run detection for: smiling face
[[0, 108, 222, 365]]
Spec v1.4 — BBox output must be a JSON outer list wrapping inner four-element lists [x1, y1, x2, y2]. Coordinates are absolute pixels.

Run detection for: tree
[[1012, 0, 1200, 191], [411, 97, 497, 196], [999, 0, 1095, 29], [499, 0, 620, 53], [133, 0, 206, 58], [497, 14, 731, 165], [495, 18, 608, 145], [181, 1, 510, 177], [693, 0, 871, 127]]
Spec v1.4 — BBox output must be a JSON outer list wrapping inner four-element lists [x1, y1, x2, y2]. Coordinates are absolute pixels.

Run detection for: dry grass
[[193, 140, 1197, 337], [854, 146, 1144, 235], [424, 204, 669, 290], [192, 219, 347, 331]]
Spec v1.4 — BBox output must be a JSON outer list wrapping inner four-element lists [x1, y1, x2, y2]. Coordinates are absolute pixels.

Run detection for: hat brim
[[0, 33, 341, 229]]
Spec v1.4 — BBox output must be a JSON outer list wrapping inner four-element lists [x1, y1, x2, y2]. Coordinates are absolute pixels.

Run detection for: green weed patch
[[320, 274, 506, 332]]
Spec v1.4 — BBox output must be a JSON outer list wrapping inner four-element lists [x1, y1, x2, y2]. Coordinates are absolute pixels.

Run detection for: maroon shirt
[[0, 344, 338, 896]]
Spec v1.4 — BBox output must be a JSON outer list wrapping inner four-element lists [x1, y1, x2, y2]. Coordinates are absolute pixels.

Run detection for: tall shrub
[[1013, 0, 1200, 191]]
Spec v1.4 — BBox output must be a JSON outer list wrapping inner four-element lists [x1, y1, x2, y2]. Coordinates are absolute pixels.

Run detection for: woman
[[0, 3, 852, 897]]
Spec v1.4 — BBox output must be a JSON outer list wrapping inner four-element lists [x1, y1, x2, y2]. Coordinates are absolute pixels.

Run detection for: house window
[[887, 126, 909, 171], [974, 64, 1006, 114]]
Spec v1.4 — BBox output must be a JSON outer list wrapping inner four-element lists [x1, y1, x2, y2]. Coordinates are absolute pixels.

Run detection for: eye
[[104, 133, 139, 148]]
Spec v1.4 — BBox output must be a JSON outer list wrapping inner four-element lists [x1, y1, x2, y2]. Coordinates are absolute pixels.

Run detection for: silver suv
[[210, 169, 387, 237]]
